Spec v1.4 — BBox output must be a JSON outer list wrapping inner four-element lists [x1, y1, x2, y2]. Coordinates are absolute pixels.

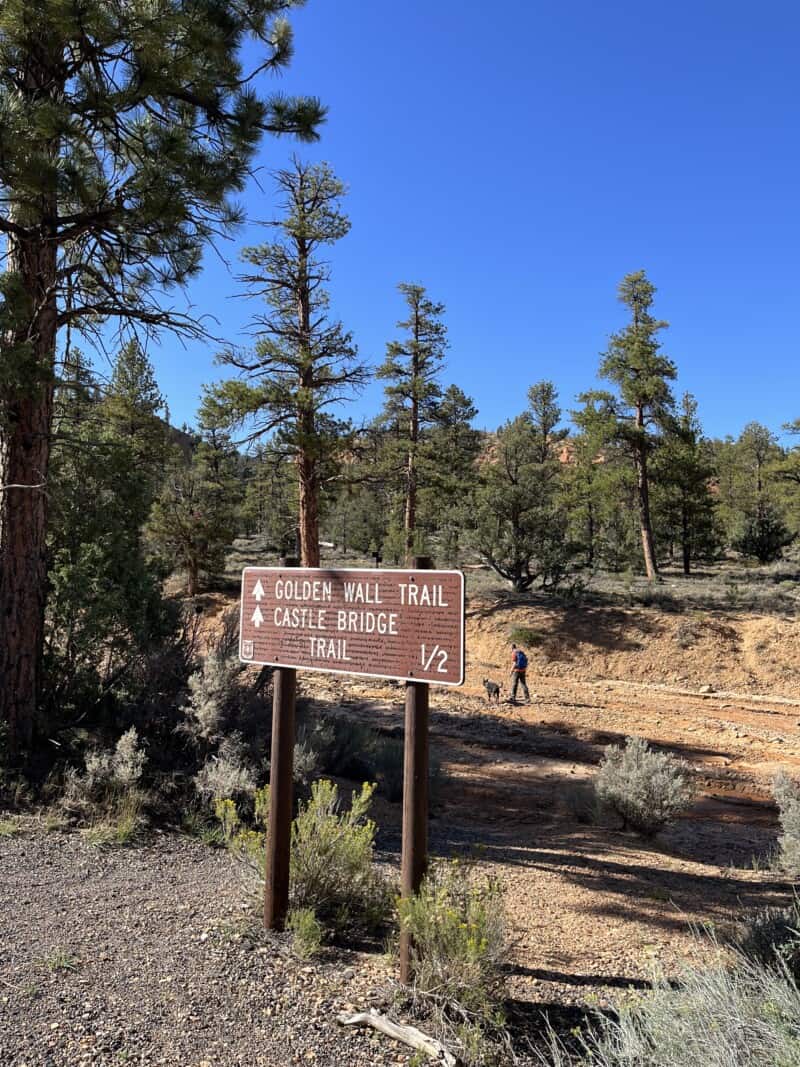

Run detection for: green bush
[[290, 779, 393, 938], [398, 860, 506, 1014], [299, 714, 443, 804], [287, 907, 324, 958], [594, 736, 695, 837], [508, 626, 541, 648], [216, 778, 392, 941], [774, 773, 800, 875], [371, 735, 405, 802], [397, 860, 513, 1066]]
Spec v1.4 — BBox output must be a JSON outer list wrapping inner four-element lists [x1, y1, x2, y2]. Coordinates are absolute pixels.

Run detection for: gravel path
[[0, 829, 408, 1067]]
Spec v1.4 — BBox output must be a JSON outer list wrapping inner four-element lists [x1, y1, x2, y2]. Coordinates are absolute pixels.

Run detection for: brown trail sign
[[244, 559, 464, 984], [239, 566, 464, 685]]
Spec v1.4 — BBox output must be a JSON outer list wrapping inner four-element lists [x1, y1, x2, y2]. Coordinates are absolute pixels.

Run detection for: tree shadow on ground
[[474, 835, 793, 934], [505, 996, 616, 1063], [343, 697, 733, 768], [506, 964, 654, 991], [469, 597, 667, 656]]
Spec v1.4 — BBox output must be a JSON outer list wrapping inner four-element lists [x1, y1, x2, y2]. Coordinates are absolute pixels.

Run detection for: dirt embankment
[[465, 596, 800, 700]]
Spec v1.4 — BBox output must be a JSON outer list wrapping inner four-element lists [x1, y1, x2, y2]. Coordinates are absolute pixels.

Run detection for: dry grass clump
[[538, 952, 800, 1066]]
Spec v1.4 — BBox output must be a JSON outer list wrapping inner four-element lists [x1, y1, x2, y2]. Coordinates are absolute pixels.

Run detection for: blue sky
[[145, 0, 799, 442]]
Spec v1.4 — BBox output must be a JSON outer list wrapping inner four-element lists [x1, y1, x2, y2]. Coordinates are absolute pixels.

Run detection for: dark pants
[[511, 670, 529, 702]]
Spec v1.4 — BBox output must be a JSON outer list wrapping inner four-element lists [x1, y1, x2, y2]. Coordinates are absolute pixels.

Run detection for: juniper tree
[[46, 351, 172, 720], [418, 384, 481, 565], [473, 382, 572, 592], [0, 0, 323, 759], [146, 422, 242, 596], [377, 283, 448, 563], [650, 394, 718, 573], [585, 271, 677, 579], [202, 159, 366, 567]]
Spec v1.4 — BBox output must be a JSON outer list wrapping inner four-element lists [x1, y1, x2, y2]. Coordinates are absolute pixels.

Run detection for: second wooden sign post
[[399, 555, 431, 982]]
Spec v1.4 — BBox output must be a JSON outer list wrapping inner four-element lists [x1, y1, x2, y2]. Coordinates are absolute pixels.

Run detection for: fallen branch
[[337, 1008, 458, 1066]]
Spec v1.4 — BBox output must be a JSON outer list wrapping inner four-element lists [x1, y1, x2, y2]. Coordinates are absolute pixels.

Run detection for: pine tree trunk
[[681, 498, 691, 575], [634, 408, 659, 580], [298, 447, 319, 567], [404, 315, 420, 565], [586, 502, 595, 567], [296, 243, 319, 568], [404, 443, 416, 565], [0, 241, 58, 762]]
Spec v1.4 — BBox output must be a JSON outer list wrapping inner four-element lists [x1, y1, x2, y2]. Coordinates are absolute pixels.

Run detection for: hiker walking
[[510, 643, 530, 703]]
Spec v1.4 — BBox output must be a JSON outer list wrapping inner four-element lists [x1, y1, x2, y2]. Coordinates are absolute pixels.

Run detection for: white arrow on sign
[[251, 604, 264, 628], [252, 579, 265, 601]]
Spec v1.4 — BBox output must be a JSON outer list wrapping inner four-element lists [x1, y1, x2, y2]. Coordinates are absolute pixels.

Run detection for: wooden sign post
[[263, 557, 297, 931], [400, 556, 431, 984], [239, 560, 464, 949]]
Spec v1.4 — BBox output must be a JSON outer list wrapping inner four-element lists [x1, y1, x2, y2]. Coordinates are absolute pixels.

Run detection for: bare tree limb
[[337, 1010, 458, 1066]]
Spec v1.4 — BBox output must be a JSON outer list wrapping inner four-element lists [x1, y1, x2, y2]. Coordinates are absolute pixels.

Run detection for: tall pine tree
[[0, 1, 323, 760], [651, 394, 718, 573], [202, 159, 366, 567], [585, 271, 676, 579], [376, 283, 448, 564]]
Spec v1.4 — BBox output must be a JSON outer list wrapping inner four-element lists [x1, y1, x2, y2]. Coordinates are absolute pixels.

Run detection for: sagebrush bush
[[112, 727, 146, 786], [397, 860, 513, 1066], [538, 952, 800, 1066], [194, 734, 256, 802], [774, 772, 800, 875], [63, 729, 147, 811], [61, 729, 148, 844], [594, 736, 695, 836], [183, 651, 245, 742]]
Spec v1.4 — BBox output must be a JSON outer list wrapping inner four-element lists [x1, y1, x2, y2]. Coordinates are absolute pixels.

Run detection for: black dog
[[482, 678, 502, 704]]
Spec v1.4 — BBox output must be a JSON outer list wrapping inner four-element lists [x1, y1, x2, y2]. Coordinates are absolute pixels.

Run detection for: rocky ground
[[4, 565, 800, 1066], [0, 830, 406, 1067]]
